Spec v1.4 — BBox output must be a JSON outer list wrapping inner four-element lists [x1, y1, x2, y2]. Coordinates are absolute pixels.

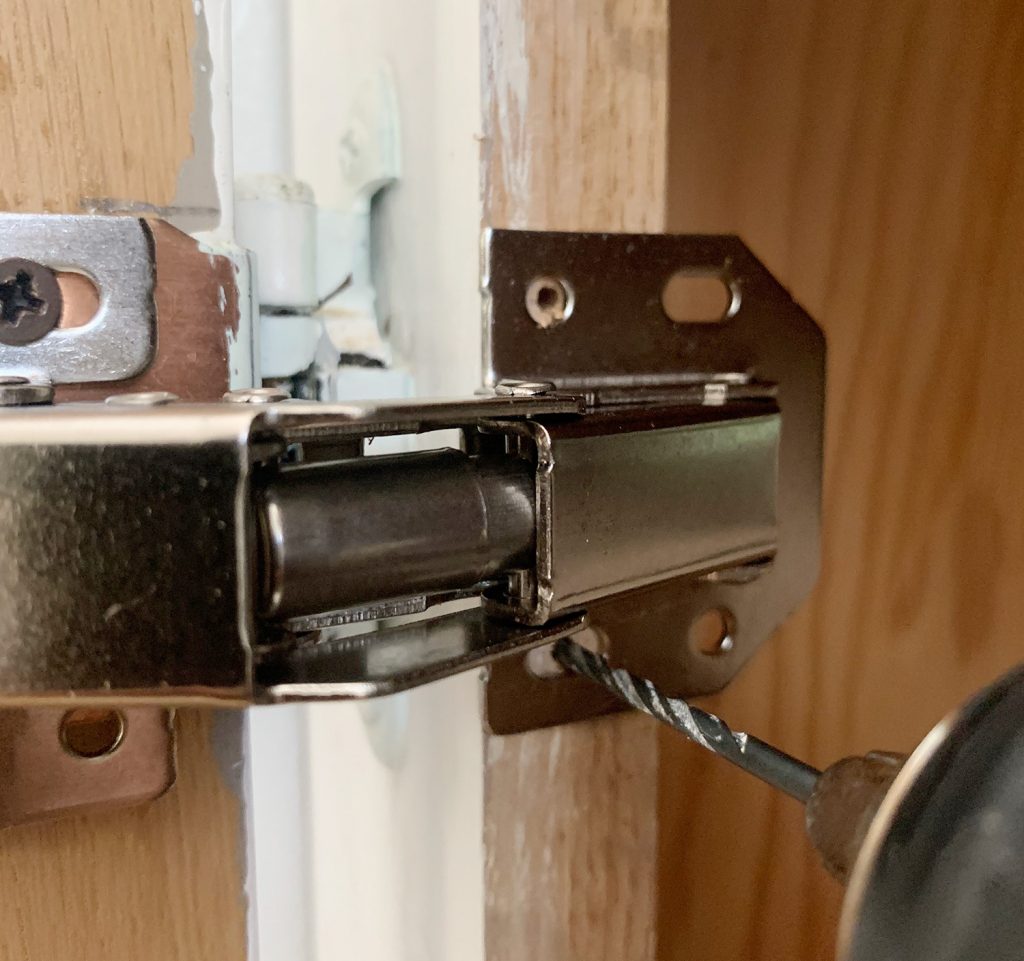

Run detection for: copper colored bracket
[[0, 708, 176, 827], [0, 215, 246, 826]]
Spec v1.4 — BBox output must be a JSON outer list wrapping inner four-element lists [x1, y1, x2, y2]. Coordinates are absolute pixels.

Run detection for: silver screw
[[223, 386, 291, 404], [495, 380, 555, 397], [105, 391, 180, 407], [525, 276, 574, 329]]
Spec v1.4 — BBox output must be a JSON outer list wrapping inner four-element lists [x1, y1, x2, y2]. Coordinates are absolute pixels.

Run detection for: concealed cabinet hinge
[[0, 216, 824, 819]]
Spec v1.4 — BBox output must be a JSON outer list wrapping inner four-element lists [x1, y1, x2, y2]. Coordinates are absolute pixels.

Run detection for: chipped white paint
[[481, 0, 531, 226], [200, 0, 235, 238]]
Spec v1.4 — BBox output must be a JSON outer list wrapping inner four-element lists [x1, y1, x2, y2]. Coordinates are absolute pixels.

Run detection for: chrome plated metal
[[224, 386, 291, 404], [839, 665, 1024, 961], [0, 394, 582, 703], [259, 392, 584, 442], [258, 449, 535, 619], [482, 230, 825, 729], [0, 404, 256, 703], [259, 605, 586, 701], [0, 230, 822, 737], [0, 215, 155, 383], [0, 379, 54, 406], [492, 404, 779, 625], [104, 390, 179, 406], [554, 639, 820, 802], [494, 379, 554, 397]]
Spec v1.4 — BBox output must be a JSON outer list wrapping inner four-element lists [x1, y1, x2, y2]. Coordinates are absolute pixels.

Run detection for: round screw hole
[[525, 627, 609, 679], [525, 276, 574, 329], [689, 608, 735, 656], [661, 271, 734, 324], [525, 643, 565, 679], [54, 271, 100, 329], [60, 708, 126, 759]]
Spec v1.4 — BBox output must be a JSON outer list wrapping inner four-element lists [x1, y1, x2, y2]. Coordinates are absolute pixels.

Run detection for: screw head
[[0, 259, 63, 346], [0, 380, 54, 406], [104, 391, 180, 407], [222, 386, 291, 404], [495, 380, 555, 397]]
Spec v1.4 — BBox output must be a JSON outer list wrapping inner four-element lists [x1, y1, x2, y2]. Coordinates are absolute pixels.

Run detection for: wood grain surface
[[481, 3, 668, 959], [0, 3, 248, 960], [660, 2, 1024, 958]]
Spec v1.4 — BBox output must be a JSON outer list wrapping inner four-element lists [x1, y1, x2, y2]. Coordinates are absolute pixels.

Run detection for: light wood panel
[[481, 3, 667, 959], [0, 4, 248, 960], [0, 0, 196, 213], [660, 2, 1024, 958]]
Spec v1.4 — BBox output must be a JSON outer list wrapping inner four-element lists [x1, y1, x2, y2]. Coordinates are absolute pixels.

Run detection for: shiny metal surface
[[0, 395, 583, 703], [839, 665, 1024, 961], [0, 215, 155, 382], [104, 390, 179, 407], [256, 391, 584, 442], [0, 231, 820, 724], [224, 386, 290, 404], [257, 605, 586, 701], [483, 230, 825, 726], [531, 407, 778, 621], [0, 404, 255, 703], [554, 640, 820, 802], [0, 378, 54, 406], [258, 449, 535, 619]]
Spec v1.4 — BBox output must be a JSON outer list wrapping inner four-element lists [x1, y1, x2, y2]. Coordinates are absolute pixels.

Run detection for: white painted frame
[[232, 2, 486, 958]]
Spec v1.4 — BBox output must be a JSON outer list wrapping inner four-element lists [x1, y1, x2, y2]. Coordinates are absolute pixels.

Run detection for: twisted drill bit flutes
[[552, 639, 821, 803]]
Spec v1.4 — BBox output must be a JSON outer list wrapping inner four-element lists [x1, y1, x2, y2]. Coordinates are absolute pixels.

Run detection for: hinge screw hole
[[689, 607, 735, 656], [526, 276, 574, 329], [661, 271, 735, 324], [60, 708, 126, 759]]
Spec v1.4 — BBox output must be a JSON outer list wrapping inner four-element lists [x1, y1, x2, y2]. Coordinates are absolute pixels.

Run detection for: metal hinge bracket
[[0, 218, 824, 823]]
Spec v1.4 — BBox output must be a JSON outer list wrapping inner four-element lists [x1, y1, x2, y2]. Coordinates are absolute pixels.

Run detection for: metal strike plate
[[481, 230, 825, 733], [0, 215, 156, 383]]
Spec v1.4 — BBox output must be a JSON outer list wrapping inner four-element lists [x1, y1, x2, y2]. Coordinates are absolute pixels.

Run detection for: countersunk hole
[[689, 608, 735, 656], [525, 276, 574, 329], [60, 708, 126, 759], [55, 271, 100, 328], [661, 271, 734, 324]]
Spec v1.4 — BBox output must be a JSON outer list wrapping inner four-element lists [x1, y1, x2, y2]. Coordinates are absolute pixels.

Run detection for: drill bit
[[552, 639, 821, 803]]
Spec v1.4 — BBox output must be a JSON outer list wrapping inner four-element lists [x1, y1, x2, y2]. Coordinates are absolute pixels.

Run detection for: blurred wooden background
[[660, 1, 1024, 957]]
